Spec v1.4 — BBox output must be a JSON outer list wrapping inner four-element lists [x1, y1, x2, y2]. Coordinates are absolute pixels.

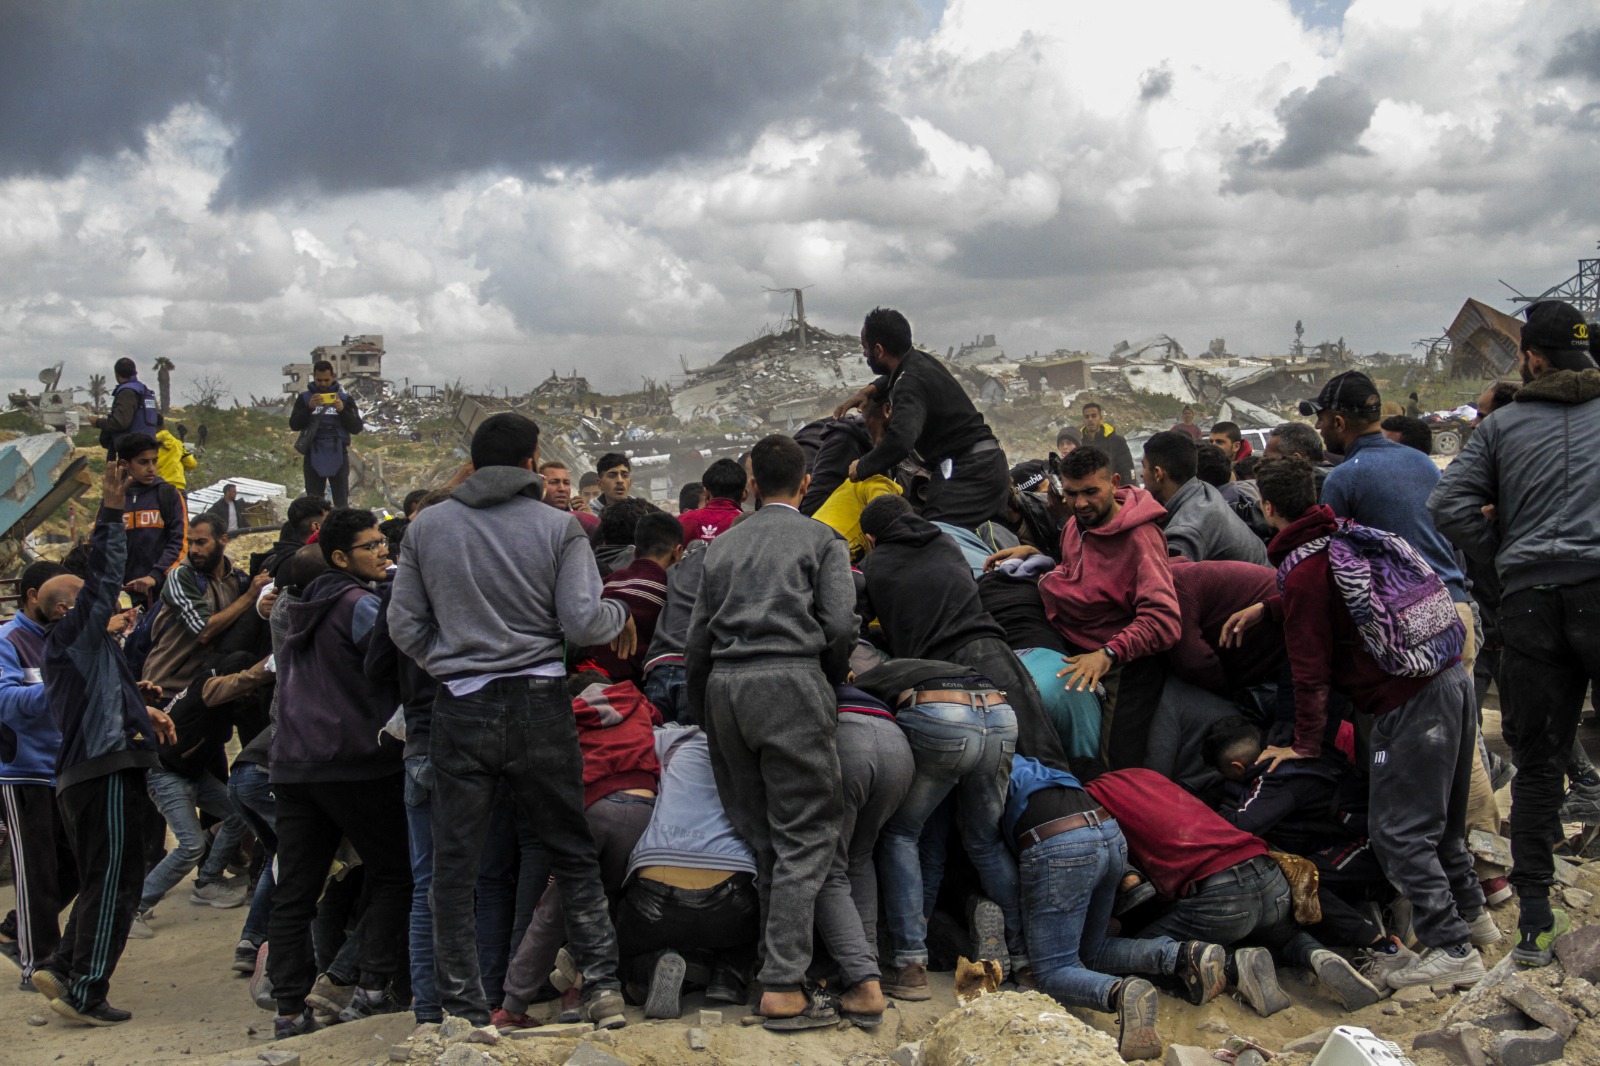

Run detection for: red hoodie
[[678, 498, 742, 546], [1086, 769, 1268, 900], [572, 680, 662, 808], [1265, 504, 1435, 758], [1038, 486, 1181, 662]]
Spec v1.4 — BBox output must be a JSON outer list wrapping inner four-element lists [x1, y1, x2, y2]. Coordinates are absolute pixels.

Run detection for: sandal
[[762, 988, 840, 1032], [840, 1009, 884, 1029]]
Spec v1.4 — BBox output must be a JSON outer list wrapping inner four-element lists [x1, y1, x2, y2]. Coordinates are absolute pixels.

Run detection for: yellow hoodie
[[155, 429, 196, 490]]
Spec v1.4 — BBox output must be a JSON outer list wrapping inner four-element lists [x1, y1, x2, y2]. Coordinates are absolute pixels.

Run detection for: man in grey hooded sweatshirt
[[388, 413, 637, 1031]]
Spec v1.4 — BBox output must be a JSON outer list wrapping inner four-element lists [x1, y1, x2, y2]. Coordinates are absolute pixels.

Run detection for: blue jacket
[[46, 508, 159, 791], [1003, 754, 1088, 845], [289, 387, 363, 478], [123, 477, 188, 592], [0, 614, 59, 786], [1321, 432, 1468, 602], [99, 377, 158, 452]]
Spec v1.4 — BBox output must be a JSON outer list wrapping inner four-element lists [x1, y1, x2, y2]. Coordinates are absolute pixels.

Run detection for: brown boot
[[882, 962, 931, 1002]]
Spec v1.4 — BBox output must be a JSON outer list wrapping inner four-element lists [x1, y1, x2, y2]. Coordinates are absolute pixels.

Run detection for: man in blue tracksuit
[[31, 461, 176, 1026], [0, 560, 77, 986]]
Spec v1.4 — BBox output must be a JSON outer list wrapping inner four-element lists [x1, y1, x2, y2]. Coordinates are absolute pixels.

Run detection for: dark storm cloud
[[1139, 64, 1174, 103], [0, 1, 915, 206], [1547, 27, 1600, 82], [1231, 75, 1376, 173]]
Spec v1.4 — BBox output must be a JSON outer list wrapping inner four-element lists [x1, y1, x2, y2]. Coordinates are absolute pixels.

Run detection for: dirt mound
[[920, 990, 1124, 1066]]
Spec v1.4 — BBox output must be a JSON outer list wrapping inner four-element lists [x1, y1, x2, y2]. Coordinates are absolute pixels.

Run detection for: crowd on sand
[[1, 300, 1597, 1062]]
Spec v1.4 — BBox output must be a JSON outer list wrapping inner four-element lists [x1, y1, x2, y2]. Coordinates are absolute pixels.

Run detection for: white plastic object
[[1309, 1026, 1417, 1066]]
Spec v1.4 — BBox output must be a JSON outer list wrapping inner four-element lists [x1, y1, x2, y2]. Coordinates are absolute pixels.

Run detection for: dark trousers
[[1501, 580, 1600, 909], [268, 774, 411, 1015], [1307, 837, 1388, 947], [1098, 655, 1167, 771], [502, 790, 656, 1013], [430, 677, 620, 1027], [923, 446, 1010, 531], [475, 793, 548, 1010], [953, 636, 1070, 770], [616, 873, 759, 985], [704, 658, 848, 992], [1368, 665, 1483, 949], [43, 769, 147, 1011], [1132, 855, 1321, 970], [2, 782, 79, 979], [302, 457, 350, 509]]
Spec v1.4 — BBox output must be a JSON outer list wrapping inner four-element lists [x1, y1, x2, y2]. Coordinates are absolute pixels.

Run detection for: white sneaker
[[1467, 911, 1503, 948], [190, 879, 248, 909], [1386, 945, 1486, 990], [1356, 936, 1416, 990], [129, 911, 155, 940]]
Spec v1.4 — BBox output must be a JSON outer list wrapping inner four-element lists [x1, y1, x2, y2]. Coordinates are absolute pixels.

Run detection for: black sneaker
[[232, 939, 259, 974], [274, 1011, 322, 1040], [30, 969, 66, 1002], [1175, 941, 1227, 1005], [644, 951, 686, 1019], [50, 998, 132, 1026]]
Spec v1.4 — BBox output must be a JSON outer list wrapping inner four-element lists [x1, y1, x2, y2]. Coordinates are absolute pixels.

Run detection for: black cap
[[1299, 370, 1381, 417], [1523, 300, 1596, 372], [1010, 459, 1047, 492]]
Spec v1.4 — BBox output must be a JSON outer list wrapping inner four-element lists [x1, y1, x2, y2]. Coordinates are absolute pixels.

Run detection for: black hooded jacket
[[859, 512, 1007, 661], [801, 417, 874, 516]]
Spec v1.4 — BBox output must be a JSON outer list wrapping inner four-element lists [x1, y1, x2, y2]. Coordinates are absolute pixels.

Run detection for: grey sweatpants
[[832, 713, 915, 959], [704, 658, 861, 991], [1368, 665, 1485, 950]]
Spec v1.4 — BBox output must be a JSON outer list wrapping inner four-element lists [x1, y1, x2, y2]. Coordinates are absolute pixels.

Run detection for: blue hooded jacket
[[0, 613, 59, 786]]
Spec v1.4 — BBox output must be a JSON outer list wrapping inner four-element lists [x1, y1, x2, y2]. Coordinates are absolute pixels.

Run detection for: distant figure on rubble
[[1081, 403, 1135, 485], [1171, 406, 1203, 443], [834, 307, 1010, 530], [1405, 392, 1422, 418], [92, 358, 158, 456], [288, 360, 363, 508]]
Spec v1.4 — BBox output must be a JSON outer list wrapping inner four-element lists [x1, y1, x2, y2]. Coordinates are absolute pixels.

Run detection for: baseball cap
[[1299, 370, 1381, 417], [1009, 459, 1048, 493], [1522, 300, 1596, 371]]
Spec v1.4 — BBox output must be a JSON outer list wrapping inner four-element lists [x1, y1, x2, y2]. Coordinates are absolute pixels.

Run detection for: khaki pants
[[1457, 601, 1504, 879]]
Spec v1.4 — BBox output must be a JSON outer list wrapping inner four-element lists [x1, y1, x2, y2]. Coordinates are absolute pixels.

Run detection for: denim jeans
[[228, 762, 277, 947], [1021, 819, 1176, 1012], [476, 789, 548, 1009], [404, 754, 441, 1023], [431, 677, 620, 1027], [879, 697, 1023, 967], [642, 664, 688, 723], [139, 768, 247, 912], [1126, 855, 1320, 970]]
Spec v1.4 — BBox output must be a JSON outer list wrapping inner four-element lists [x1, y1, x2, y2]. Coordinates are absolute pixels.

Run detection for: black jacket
[[859, 512, 1007, 660], [857, 350, 994, 479], [365, 583, 438, 761], [801, 418, 873, 515], [977, 571, 1066, 653]]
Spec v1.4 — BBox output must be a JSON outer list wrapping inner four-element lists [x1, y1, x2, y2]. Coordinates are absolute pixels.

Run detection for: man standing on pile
[[92, 358, 158, 457], [288, 360, 363, 509], [1082, 403, 1136, 486], [1429, 300, 1600, 968], [836, 307, 1009, 531]]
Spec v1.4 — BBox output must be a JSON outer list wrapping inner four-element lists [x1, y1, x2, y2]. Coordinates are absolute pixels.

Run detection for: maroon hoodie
[[1167, 558, 1282, 693], [572, 680, 662, 808], [1038, 486, 1180, 661], [1265, 505, 1436, 757]]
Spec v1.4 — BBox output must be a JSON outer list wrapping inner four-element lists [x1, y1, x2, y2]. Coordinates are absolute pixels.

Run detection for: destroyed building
[[1446, 298, 1523, 379], [283, 334, 385, 395], [666, 325, 867, 428]]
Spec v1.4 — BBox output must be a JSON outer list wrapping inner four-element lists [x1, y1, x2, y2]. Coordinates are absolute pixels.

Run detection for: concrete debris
[[920, 990, 1124, 1066], [891, 1040, 923, 1066], [1279, 1027, 1333, 1055], [1163, 1047, 1214, 1066], [434, 1047, 492, 1066], [1564, 887, 1595, 910], [1501, 974, 1579, 1039], [564, 1043, 632, 1066], [1561, 977, 1600, 1018], [686, 1027, 709, 1051], [257, 1052, 301, 1066], [1415, 1023, 1488, 1066], [697, 1009, 722, 1026], [1489, 1027, 1566, 1066], [506, 1022, 591, 1039], [390, 1047, 413, 1063], [1196, 1015, 1231, 1034], [1556, 925, 1600, 983], [1394, 984, 1438, 1006], [438, 1016, 474, 1042]]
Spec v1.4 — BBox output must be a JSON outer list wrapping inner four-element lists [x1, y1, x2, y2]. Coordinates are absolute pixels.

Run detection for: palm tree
[[87, 373, 108, 414], [153, 356, 175, 413]]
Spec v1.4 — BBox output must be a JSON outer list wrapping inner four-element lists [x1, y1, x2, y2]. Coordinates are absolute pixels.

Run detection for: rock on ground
[[919, 990, 1125, 1066]]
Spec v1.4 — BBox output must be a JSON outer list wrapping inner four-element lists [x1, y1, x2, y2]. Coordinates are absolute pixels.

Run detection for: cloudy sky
[[2, 0, 1597, 403]]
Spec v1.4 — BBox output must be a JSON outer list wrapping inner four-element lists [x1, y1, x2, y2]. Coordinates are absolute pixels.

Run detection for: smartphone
[[316, 392, 339, 406], [1045, 453, 1067, 497]]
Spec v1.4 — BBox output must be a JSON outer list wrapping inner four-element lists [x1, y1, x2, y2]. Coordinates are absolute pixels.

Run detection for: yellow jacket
[[155, 429, 196, 490]]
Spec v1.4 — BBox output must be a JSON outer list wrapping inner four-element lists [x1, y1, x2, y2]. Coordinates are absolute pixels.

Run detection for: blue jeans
[[228, 762, 277, 946], [642, 664, 688, 723], [879, 697, 1022, 967], [139, 768, 246, 912], [1124, 856, 1320, 970], [1020, 819, 1176, 1011], [405, 755, 441, 1023]]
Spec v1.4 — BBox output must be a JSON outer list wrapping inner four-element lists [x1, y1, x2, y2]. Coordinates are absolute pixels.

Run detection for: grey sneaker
[[1561, 780, 1600, 825], [1310, 949, 1383, 1011], [1117, 977, 1162, 1061], [190, 878, 248, 909], [1356, 936, 1417, 991], [1387, 945, 1486, 990], [967, 896, 1008, 979], [1234, 947, 1290, 1017], [1467, 910, 1503, 947], [128, 911, 156, 939], [583, 987, 627, 1030]]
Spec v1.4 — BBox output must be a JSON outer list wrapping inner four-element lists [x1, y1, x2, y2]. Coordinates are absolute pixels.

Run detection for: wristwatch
[[1101, 645, 1120, 666]]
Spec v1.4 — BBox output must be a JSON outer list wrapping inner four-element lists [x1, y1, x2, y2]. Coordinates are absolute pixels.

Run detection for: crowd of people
[[0, 300, 1595, 1060]]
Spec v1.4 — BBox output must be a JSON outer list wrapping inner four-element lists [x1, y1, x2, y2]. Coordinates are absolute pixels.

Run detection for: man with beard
[[1430, 299, 1600, 968], [539, 460, 599, 538], [142, 514, 270, 700], [836, 307, 1009, 530]]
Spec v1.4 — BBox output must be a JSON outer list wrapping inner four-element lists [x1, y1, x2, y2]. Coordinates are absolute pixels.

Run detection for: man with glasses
[[266, 509, 410, 1040]]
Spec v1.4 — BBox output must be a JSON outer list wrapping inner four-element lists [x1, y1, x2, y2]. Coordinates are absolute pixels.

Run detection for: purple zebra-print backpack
[[1277, 517, 1464, 678]]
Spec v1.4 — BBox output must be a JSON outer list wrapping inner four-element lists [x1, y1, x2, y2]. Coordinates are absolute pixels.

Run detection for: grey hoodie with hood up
[[388, 466, 629, 681]]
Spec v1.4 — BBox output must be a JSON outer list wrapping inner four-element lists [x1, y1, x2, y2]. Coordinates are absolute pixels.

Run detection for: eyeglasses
[[349, 539, 388, 554]]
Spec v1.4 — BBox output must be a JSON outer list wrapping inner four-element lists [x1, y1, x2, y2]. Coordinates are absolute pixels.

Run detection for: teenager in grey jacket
[[387, 413, 633, 1032], [1142, 431, 1267, 565], [1428, 299, 1600, 967]]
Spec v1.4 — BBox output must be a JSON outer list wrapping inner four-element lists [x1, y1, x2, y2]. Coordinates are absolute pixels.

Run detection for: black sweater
[[860, 512, 1007, 661], [856, 350, 994, 479], [801, 418, 873, 515]]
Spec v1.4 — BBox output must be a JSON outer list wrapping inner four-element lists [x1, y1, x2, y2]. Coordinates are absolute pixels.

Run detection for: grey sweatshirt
[[684, 503, 858, 719], [387, 466, 628, 679]]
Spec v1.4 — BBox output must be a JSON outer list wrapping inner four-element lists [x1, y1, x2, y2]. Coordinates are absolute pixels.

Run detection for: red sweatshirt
[[1264, 505, 1436, 758], [1085, 769, 1267, 900], [1167, 558, 1283, 693], [1038, 486, 1181, 662], [678, 498, 742, 546], [585, 557, 669, 683], [572, 680, 662, 808]]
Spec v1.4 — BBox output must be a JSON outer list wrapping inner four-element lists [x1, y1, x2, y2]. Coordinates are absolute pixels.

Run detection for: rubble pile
[[917, 990, 1125, 1066], [668, 326, 866, 427]]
